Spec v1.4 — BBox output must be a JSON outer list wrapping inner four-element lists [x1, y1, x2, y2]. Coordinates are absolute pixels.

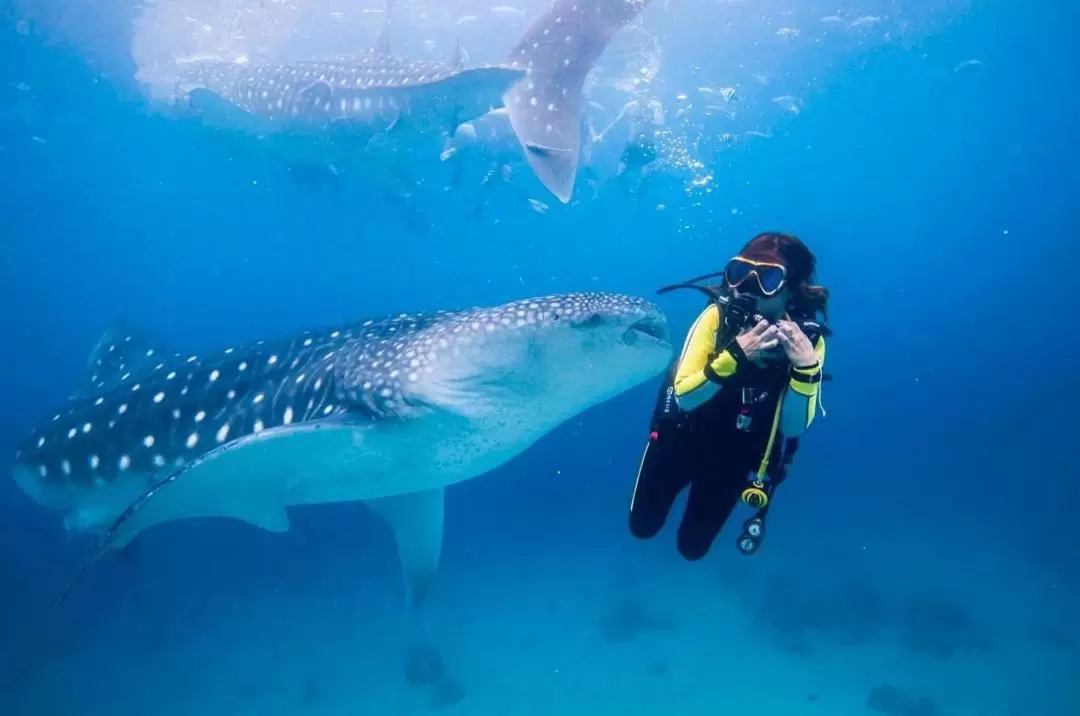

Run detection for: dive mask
[[724, 257, 788, 297]]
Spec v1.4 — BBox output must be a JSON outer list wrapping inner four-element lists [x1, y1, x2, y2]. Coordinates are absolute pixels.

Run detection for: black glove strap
[[790, 363, 822, 384]]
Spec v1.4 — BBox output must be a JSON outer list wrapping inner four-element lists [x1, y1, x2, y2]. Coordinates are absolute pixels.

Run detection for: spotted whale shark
[[175, 0, 653, 203], [12, 293, 671, 604]]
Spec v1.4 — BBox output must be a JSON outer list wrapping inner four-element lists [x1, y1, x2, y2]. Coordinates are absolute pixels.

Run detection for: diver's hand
[[777, 320, 818, 368], [735, 320, 780, 361]]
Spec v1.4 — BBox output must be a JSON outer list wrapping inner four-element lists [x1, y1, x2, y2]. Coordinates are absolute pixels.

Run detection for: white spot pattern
[[15, 292, 657, 496]]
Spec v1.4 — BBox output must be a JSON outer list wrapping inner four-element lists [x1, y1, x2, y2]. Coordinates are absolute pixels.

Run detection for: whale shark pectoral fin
[[503, 75, 583, 203], [54, 424, 331, 606], [61, 474, 162, 536], [245, 504, 291, 533], [102, 473, 291, 552], [366, 487, 446, 609], [502, 0, 650, 203]]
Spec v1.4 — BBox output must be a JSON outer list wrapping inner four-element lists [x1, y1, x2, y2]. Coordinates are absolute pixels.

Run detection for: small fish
[[704, 104, 735, 118], [698, 86, 737, 102], [772, 95, 802, 114], [849, 16, 881, 29], [490, 5, 526, 18]]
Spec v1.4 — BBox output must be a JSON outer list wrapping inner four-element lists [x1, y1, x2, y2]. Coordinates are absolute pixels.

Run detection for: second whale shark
[[174, 0, 654, 203]]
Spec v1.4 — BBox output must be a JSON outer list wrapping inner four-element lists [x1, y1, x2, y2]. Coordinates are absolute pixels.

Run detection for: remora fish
[[13, 293, 671, 604], [175, 0, 653, 203]]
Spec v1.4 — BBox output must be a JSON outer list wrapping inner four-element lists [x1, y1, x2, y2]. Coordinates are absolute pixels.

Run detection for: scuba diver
[[630, 232, 831, 559]]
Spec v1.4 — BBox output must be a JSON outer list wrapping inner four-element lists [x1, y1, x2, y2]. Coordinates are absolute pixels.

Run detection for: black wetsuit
[[630, 355, 795, 560]]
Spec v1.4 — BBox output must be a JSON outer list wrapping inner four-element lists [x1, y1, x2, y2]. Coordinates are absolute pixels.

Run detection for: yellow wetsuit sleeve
[[781, 335, 827, 436], [673, 305, 745, 411]]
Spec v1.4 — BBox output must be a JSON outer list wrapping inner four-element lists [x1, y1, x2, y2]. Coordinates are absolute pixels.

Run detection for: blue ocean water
[[1, 0, 1077, 714]]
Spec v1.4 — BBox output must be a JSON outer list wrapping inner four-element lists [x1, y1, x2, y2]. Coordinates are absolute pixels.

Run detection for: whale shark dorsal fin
[[366, 487, 445, 609], [81, 321, 175, 396]]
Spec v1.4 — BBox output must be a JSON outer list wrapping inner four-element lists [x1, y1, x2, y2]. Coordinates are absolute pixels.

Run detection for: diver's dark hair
[[737, 231, 829, 318]]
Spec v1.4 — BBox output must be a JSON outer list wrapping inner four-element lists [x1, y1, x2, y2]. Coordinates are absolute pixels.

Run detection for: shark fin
[[503, 0, 651, 203], [81, 321, 176, 396], [366, 487, 445, 609], [53, 424, 323, 606], [101, 451, 292, 552], [62, 474, 161, 536]]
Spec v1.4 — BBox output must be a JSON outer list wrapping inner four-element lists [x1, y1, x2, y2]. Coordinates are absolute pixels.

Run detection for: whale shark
[[174, 0, 653, 203], [12, 293, 671, 604]]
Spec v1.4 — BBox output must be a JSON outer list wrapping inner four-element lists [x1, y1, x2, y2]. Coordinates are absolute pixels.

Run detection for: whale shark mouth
[[626, 316, 670, 345]]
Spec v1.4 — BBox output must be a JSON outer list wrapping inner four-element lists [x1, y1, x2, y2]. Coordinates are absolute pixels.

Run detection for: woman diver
[[629, 232, 831, 559]]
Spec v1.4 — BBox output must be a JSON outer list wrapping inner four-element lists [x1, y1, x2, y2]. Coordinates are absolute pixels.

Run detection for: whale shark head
[[370, 292, 671, 434]]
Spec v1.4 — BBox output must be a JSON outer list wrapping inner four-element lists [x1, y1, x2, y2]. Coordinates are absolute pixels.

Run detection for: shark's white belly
[[283, 410, 549, 506]]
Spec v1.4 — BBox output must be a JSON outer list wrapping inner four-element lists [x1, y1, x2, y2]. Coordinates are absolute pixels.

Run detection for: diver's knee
[[676, 535, 712, 561], [629, 510, 664, 540]]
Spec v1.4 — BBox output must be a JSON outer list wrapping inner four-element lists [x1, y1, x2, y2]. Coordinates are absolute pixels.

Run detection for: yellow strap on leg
[[754, 394, 784, 482]]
